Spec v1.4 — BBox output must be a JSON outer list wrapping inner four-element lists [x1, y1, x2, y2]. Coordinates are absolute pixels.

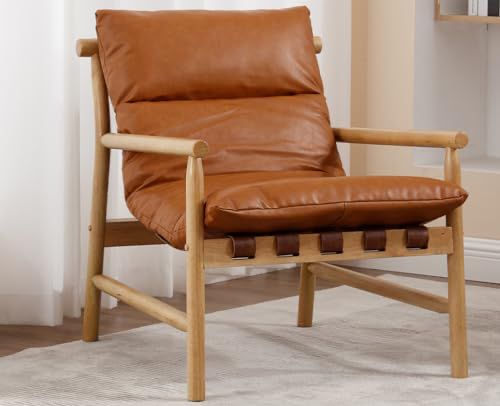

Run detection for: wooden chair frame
[[77, 37, 468, 402]]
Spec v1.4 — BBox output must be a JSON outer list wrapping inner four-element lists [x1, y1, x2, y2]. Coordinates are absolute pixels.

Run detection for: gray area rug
[[0, 274, 499, 405]]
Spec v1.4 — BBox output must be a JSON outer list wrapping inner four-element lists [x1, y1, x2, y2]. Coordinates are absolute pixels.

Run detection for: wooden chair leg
[[445, 147, 468, 378], [82, 142, 110, 342], [186, 157, 206, 401], [447, 206, 469, 378], [297, 263, 316, 327]]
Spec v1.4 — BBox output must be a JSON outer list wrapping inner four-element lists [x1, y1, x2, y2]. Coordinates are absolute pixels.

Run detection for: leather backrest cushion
[[118, 95, 345, 194], [96, 7, 323, 106]]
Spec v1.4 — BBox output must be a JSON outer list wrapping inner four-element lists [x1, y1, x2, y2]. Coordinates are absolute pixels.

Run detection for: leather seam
[[212, 195, 465, 213]]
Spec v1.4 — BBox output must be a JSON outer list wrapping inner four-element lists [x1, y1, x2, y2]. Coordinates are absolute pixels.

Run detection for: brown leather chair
[[76, 7, 469, 401]]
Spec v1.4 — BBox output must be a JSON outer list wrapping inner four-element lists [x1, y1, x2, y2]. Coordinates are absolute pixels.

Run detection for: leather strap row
[[319, 231, 343, 254], [230, 226, 427, 259], [406, 226, 429, 249], [229, 236, 256, 259], [363, 229, 387, 251], [275, 234, 300, 256]]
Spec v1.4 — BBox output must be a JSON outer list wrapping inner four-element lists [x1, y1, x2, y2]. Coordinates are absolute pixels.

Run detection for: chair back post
[[79, 45, 112, 341]]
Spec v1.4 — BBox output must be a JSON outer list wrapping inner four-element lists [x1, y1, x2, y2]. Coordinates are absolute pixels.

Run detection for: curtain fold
[[0, 0, 345, 325]]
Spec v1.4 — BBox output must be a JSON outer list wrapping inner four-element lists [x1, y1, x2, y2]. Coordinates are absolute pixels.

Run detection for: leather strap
[[319, 231, 343, 254], [229, 236, 256, 259], [275, 234, 300, 256], [363, 229, 386, 251], [406, 226, 429, 249]]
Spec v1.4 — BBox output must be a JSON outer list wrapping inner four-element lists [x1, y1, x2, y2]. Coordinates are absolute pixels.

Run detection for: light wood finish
[[82, 54, 111, 342], [101, 133, 209, 158], [76, 38, 98, 57], [445, 148, 469, 378], [93, 275, 187, 331], [204, 227, 453, 268], [186, 157, 206, 401], [297, 263, 315, 327], [313, 36, 322, 53], [105, 218, 165, 247], [435, 0, 500, 24], [333, 127, 468, 149], [75, 36, 323, 57], [309, 263, 449, 313]]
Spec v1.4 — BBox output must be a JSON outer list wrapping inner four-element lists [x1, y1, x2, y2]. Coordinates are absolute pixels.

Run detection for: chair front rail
[[203, 227, 453, 268]]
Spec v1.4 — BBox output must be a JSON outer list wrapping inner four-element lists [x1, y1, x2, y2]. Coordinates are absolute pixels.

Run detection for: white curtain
[[0, 0, 350, 325]]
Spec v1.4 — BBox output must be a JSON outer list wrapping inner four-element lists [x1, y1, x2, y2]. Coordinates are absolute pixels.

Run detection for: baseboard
[[0, 293, 62, 326], [345, 237, 500, 284]]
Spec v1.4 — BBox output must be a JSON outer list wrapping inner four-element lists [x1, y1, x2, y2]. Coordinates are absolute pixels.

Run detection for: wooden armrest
[[333, 127, 468, 149], [101, 133, 209, 158], [76, 39, 98, 57]]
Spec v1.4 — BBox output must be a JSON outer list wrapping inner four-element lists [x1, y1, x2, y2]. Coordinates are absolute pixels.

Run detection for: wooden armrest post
[[186, 156, 206, 401]]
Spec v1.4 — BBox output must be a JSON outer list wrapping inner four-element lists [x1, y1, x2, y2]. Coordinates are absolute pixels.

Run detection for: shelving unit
[[435, 0, 500, 24]]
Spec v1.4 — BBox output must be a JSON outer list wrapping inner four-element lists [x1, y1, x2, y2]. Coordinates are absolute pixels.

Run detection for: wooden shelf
[[438, 14, 500, 24], [435, 0, 500, 24]]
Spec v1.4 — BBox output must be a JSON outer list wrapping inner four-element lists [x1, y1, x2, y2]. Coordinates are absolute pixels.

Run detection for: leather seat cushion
[[127, 173, 467, 249], [127, 171, 330, 249], [205, 176, 467, 233]]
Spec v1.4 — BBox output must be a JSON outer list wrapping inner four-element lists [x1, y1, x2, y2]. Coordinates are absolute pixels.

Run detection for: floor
[[1, 266, 497, 357]]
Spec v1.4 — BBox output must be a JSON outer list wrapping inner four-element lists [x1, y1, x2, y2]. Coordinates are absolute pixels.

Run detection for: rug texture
[[0, 274, 499, 405]]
